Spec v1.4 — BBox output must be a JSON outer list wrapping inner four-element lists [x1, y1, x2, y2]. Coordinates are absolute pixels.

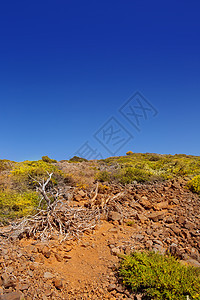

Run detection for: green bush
[[42, 156, 57, 163], [69, 156, 88, 163], [187, 175, 200, 194], [10, 160, 65, 189], [148, 154, 161, 161], [95, 170, 111, 182], [102, 153, 200, 183], [115, 167, 152, 184], [0, 190, 39, 222], [119, 251, 200, 299]]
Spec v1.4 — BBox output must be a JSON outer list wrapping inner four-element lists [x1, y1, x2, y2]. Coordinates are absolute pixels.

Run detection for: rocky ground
[[0, 178, 200, 300]]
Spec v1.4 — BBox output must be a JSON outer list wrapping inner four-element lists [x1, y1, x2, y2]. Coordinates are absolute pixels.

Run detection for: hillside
[[0, 154, 200, 299]]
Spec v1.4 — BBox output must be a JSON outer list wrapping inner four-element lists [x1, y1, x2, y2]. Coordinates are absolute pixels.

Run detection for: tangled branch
[[11, 173, 101, 241], [6, 174, 130, 242]]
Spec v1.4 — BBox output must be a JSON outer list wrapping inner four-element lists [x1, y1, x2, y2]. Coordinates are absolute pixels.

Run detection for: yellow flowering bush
[[0, 190, 39, 222], [187, 175, 200, 194], [10, 160, 65, 188]]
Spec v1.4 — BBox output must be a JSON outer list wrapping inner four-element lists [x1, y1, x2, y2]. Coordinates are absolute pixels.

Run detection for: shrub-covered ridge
[[98, 153, 200, 184]]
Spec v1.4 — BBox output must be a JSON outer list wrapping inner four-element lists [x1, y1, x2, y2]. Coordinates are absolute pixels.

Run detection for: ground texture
[[0, 177, 200, 300]]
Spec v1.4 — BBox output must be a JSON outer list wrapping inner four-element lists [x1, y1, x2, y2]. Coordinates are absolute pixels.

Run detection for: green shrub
[[148, 154, 161, 161], [42, 156, 57, 163], [11, 160, 65, 188], [187, 175, 200, 194], [69, 156, 88, 163], [119, 251, 200, 299], [125, 220, 135, 226], [95, 170, 111, 182], [101, 153, 200, 183], [0, 190, 39, 222], [115, 167, 152, 184]]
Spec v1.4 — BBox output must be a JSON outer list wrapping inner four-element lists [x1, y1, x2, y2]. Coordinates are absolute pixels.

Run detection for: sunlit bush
[[115, 167, 152, 184], [120, 251, 200, 299], [69, 156, 88, 163], [42, 156, 57, 163], [95, 170, 111, 182], [0, 190, 39, 222], [103, 153, 200, 183], [187, 175, 200, 194], [10, 160, 65, 189]]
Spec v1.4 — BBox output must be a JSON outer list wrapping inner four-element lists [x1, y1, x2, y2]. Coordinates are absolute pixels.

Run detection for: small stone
[[148, 211, 166, 222], [190, 248, 199, 260], [27, 270, 33, 277], [53, 279, 63, 290], [107, 284, 117, 292], [135, 234, 144, 241], [1, 273, 16, 289], [19, 283, 29, 291], [0, 291, 23, 300], [0, 287, 3, 296], [135, 294, 143, 300], [111, 247, 122, 256], [153, 240, 163, 246], [185, 258, 200, 268], [41, 246, 51, 258], [154, 201, 168, 210], [169, 243, 182, 259], [177, 216, 186, 225], [136, 213, 148, 224], [164, 215, 174, 223], [146, 240, 153, 249], [184, 221, 195, 231], [74, 195, 82, 201], [108, 211, 122, 222], [153, 244, 166, 255], [170, 198, 179, 205], [43, 272, 54, 279], [78, 190, 86, 197], [44, 289, 52, 297], [6, 267, 14, 274], [55, 253, 62, 262], [108, 227, 118, 234], [63, 254, 72, 259], [140, 197, 152, 209], [81, 242, 90, 248]]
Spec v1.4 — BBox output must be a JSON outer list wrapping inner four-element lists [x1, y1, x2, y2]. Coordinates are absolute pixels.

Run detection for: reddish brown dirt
[[0, 178, 200, 299]]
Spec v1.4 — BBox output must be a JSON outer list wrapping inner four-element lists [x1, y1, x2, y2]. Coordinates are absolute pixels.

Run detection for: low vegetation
[[100, 153, 200, 184], [10, 159, 65, 189], [0, 153, 200, 298], [0, 159, 15, 172], [0, 158, 67, 222], [95, 170, 111, 182], [69, 156, 88, 163], [0, 190, 39, 223], [41, 155, 57, 163], [1, 152, 200, 226], [187, 175, 200, 194], [115, 167, 152, 184], [119, 251, 200, 299]]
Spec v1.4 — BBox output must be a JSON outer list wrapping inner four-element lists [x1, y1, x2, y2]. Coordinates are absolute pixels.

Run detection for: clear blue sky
[[0, 0, 200, 161]]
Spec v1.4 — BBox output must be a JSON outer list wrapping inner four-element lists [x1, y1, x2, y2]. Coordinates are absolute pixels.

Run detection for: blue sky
[[0, 0, 200, 161]]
